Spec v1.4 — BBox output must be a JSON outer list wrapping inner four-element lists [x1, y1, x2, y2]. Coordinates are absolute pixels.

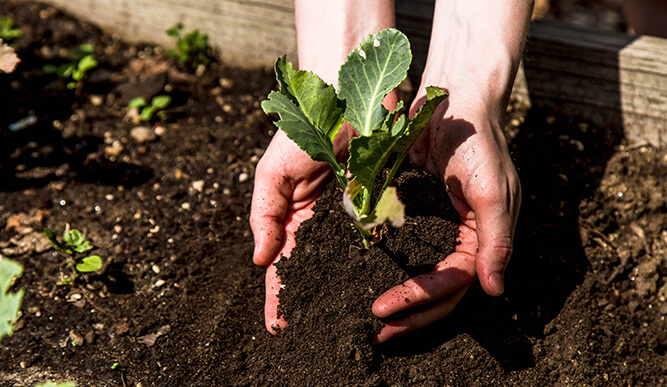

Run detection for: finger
[[472, 176, 520, 297], [263, 208, 313, 334], [374, 284, 470, 344], [264, 255, 287, 334], [249, 160, 291, 266], [372, 238, 476, 319]]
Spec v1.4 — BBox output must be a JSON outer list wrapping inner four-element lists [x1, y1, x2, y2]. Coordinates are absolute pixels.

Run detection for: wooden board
[[18, 0, 667, 145]]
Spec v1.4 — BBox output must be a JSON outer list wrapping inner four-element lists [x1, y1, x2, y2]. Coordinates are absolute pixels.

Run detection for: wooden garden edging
[[21, 0, 667, 146]]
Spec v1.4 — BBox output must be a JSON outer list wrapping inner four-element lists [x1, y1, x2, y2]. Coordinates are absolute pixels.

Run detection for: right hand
[[250, 129, 341, 333]]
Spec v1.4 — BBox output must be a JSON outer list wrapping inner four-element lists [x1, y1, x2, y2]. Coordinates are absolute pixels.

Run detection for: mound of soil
[[1, 1, 665, 386]]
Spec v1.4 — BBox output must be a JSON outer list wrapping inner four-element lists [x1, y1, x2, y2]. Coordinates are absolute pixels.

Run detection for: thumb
[[473, 184, 520, 296], [249, 162, 290, 266]]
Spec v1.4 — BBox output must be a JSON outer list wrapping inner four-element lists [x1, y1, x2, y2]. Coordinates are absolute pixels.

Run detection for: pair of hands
[[249, 91, 521, 344]]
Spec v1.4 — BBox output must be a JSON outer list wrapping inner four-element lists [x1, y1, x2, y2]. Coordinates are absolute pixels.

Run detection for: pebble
[[90, 95, 104, 106], [131, 126, 157, 144], [181, 202, 191, 210], [105, 141, 124, 157], [192, 180, 205, 192], [238, 172, 249, 183], [154, 125, 166, 136]]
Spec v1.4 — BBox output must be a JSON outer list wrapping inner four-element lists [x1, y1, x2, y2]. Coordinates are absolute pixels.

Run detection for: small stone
[[130, 126, 157, 144], [192, 180, 205, 193], [219, 77, 234, 88], [105, 141, 124, 157], [114, 225, 122, 233], [154, 125, 166, 136], [238, 172, 249, 183], [90, 95, 104, 106], [69, 330, 85, 346], [154, 279, 165, 288], [181, 202, 191, 210], [152, 265, 160, 274]]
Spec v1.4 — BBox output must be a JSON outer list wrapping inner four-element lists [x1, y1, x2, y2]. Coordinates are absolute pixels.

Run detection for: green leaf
[[338, 28, 411, 136], [128, 97, 148, 109], [347, 129, 398, 190], [42, 64, 58, 74], [63, 230, 85, 247], [151, 95, 172, 109], [392, 86, 448, 155], [166, 23, 183, 38], [273, 56, 344, 144], [72, 241, 90, 253], [77, 55, 98, 73], [75, 256, 102, 272], [141, 106, 157, 121], [261, 56, 345, 178], [343, 182, 404, 230], [35, 382, 76, 387], [0, 258, 24, 344], [44, 227, 70, 254]]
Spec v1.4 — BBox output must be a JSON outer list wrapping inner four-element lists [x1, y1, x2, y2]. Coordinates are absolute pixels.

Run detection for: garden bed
[[1, 1, 666, 385]]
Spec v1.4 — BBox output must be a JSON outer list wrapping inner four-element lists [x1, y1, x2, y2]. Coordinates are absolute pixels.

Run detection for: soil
[[1, 1, 666, 386]]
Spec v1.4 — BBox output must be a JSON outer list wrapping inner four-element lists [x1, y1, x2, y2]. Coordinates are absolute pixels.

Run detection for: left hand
[[371, 95, 521, 343]]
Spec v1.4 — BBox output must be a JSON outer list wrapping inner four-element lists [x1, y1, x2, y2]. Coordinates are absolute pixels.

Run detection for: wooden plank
[[16, 0, 667, 145], [25, 0, 297, 67]]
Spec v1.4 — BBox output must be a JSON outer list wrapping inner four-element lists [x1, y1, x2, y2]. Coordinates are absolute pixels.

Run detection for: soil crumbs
[[1, 1, 666, 386]]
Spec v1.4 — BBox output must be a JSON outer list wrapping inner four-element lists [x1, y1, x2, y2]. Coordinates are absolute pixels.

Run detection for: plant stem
[[379, 152, 407, 199]]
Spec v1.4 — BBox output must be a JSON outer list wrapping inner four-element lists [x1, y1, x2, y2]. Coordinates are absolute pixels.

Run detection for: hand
[[250, 122, 358, 333], [372, 96, 521, 343], [249, 130, 332, 334]]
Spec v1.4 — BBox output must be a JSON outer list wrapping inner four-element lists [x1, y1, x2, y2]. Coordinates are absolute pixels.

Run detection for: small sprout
[[44, 226, 103, 284], [35, 382, 76, 387], [42, 44, 98, 91], [0, 258, 24, 344], [111, 362, 119, 370], [0, 17, 21, 42], [166, 23, 214, 71], [128, 95, 172, 121]]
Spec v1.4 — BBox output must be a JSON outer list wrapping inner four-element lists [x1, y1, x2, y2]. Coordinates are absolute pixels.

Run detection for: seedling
[[44, 226, 102, 284], [0, 258, 24, 344], [35, 382, 76, 387], [0, 17, 21, 42], [166, 23, 213, 70], [42, 43, 98, 91], [262, 29, 448, 248], [128, 95, 172, 121]]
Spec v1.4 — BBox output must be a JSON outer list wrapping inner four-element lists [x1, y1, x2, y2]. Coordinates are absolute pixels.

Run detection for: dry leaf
[[0, 40, 20, 74]]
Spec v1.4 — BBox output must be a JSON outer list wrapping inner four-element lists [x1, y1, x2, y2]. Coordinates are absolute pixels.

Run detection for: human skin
[[249, 0, 530, 342]]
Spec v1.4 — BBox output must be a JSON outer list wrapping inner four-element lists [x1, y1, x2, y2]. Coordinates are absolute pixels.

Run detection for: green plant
[[42, 43, 98, 90], [166, 23, 213, 70], [128, 95, 172, 121], [0, 17, 21, 42], [35, 382, 76, 387], [44, 226, 102, 284], [261, 28, 447, 248], [0, 258, 24, 344]]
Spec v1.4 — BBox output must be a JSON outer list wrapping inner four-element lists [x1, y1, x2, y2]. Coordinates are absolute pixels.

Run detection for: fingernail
[[489, 272, 504, 295]]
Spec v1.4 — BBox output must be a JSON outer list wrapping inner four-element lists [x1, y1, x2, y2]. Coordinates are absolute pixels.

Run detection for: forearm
[[294, 0, 395, 87], [421, 0, 533, 118]]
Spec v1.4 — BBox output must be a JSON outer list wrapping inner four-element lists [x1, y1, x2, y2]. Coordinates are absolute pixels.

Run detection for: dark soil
[[1, 1, 666, 386]]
